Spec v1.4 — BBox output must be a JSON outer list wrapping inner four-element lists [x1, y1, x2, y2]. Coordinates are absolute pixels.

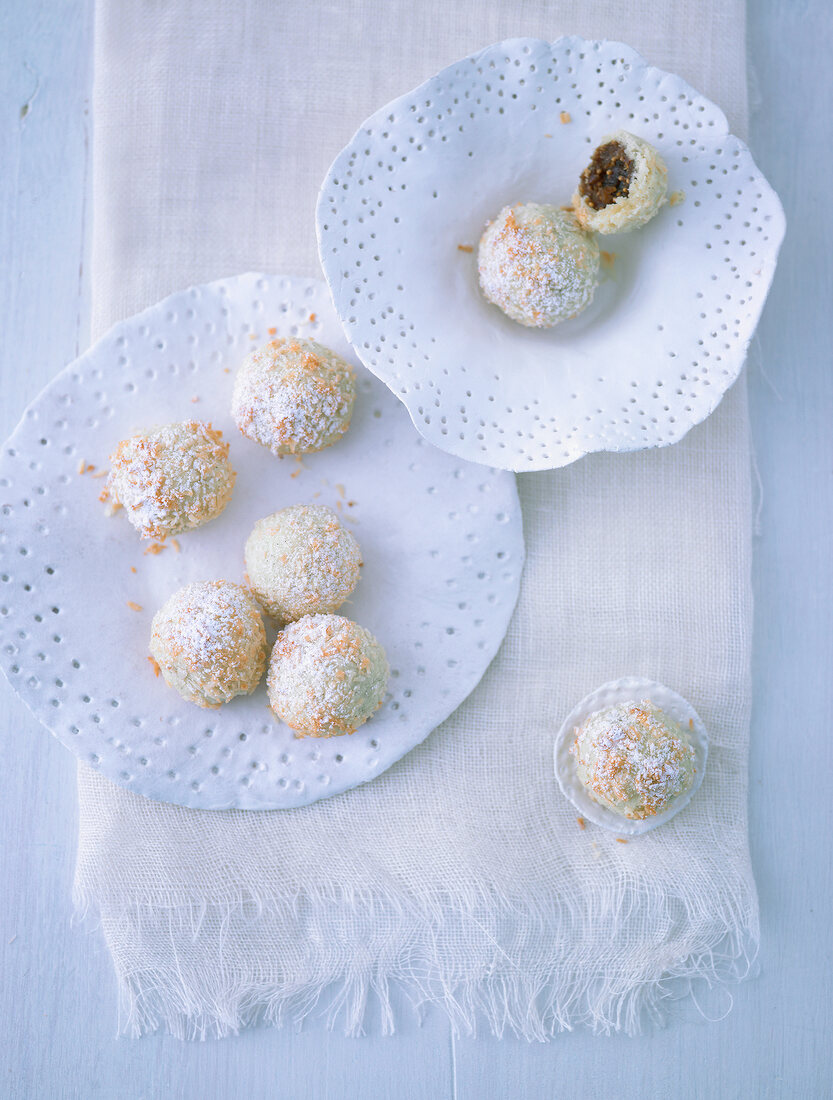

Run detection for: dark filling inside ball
[[578, 141, 634, 211]]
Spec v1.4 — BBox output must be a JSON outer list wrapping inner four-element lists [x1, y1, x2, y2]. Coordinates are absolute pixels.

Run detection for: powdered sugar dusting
[[478, 203, 599, 328], [267, 613, 389, 737], [150, 581, 267, 708], [571, 699, 695, 820], [107, 421, 235, 540], [245, 504, 361, 623], [231, 338, 356, 455]]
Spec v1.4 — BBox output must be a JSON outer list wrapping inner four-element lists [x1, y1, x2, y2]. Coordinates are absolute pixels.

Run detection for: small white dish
[[317, 35, 785, 471], [553, 677, 709, 834]]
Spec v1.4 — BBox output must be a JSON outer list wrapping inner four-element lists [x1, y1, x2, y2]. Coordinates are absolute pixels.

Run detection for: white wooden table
[[1, 3, 830, 1096]]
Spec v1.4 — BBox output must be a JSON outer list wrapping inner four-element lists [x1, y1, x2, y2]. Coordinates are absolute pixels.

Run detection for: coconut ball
[[570, 699, 696, 819], [231, 337, 356, 455], [478, 203, 600, 328], [245, 504, 362, 624], [572, 130, 668, 234], [149, 581, 267, 708], [107, 420, 235, 540], [267, 614, 389, 737]]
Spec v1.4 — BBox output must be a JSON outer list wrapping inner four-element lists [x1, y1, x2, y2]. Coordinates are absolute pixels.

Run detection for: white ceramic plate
[[317, 35, 785, 471], [553, 677, 709, 834], [0, 274, 524, 810]]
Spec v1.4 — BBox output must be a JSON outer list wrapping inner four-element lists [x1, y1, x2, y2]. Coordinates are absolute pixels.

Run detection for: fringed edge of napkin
[[73, 877, 759, 1041]]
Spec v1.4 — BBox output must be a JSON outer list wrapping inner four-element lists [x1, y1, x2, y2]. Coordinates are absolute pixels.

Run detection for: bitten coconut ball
[[267, 614, 389, 737], [107, 420, 235, 540], [572, 131, 668, 234], [150, 581, 267, 708], [231, 337, 356, 455], [478, 203, 600, 328], [570, 699, 696, 819], [245, 504, 362, 624]]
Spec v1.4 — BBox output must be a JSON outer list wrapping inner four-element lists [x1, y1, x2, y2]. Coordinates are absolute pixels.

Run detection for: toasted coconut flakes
[[100, 486, 122, 516], [130, 566, 137, 573], [571, 700, 696, 819], [171, 538, 181, 553], [478, 203, 599, 328], [149, 580, 266, 707], [148, 656, 161, 677], [231, 338, 356, 456], [127, 601, 143, 612], [669, 189, 686, 207], [457, 244, 474, 253], [144, 542, 166, 555], [577, 816, 585, 829], [106, 420, 235, 540], [245, 504, 362, 623], [559, 111, 571, 124], [268, 327, 277, 336], [616, 838, 628, 844], [308, 313, 317, 323], [267, 614, 388, 737]]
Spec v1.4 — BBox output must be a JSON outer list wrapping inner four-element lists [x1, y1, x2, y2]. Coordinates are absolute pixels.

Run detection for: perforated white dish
[[0, 274, 524, 810], [317, 36, 785, 471], [553, 677, 708, 835]]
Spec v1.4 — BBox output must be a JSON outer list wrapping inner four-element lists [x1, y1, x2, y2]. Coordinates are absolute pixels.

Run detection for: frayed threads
[[72, 881, 759, 1042]]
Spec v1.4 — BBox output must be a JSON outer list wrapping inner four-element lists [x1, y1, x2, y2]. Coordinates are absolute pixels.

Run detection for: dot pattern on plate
[[316, 35, 785, 471], [0, 274, 524, 810]]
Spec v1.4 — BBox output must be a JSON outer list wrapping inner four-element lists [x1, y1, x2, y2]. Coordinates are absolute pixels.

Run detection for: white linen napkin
[[76, 0, 758, 1038]]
